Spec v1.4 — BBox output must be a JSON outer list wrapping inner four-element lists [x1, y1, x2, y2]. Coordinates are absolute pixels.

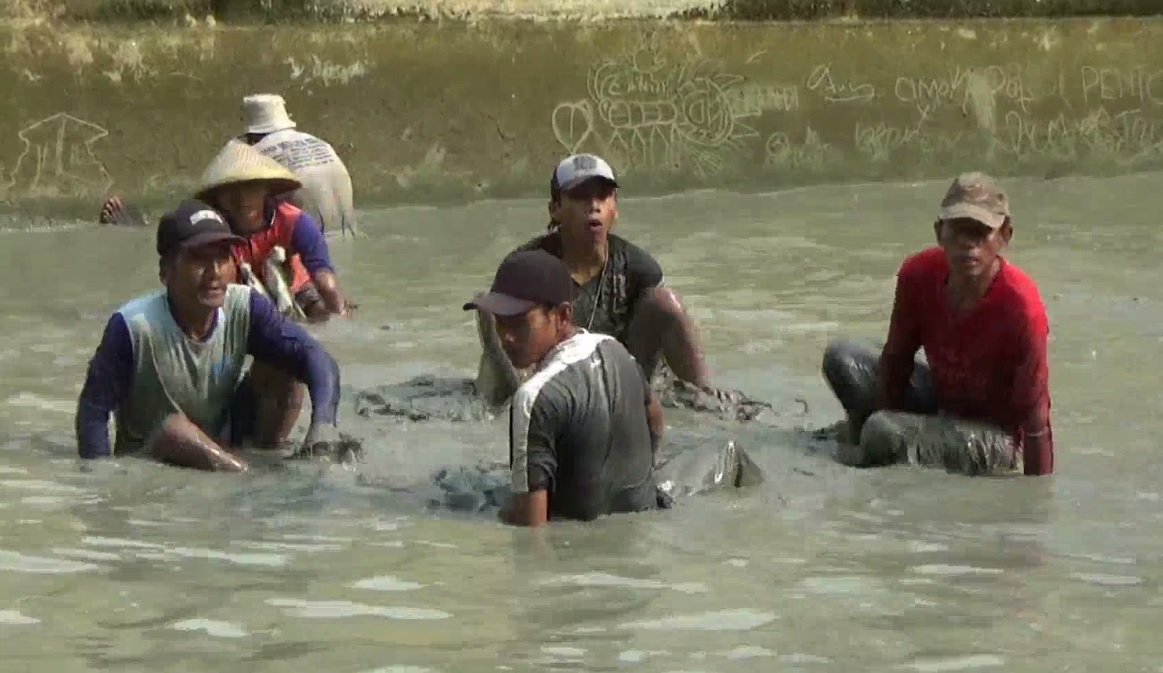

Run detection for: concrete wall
[[1, 18, 1161, 215], [4, 0, 1162, 21]]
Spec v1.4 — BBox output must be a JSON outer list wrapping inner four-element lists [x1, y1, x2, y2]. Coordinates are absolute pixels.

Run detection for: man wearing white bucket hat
[[98, 94, 357, 241], [238, 93, 358, 239]]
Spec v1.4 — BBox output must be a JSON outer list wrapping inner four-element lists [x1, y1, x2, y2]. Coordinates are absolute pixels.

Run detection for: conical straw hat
[[195, 139, 302, 201]]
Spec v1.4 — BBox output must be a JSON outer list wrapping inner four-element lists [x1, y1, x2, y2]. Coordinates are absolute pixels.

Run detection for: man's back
[[510, 330, 657, 522], [250, 129, 357, 237]]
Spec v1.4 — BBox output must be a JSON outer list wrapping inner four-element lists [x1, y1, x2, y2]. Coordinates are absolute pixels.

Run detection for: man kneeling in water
[[75, 200, 353, 471], [821, 173, 1053, 477], [464, 250, 667, 526], [475, 154, 767, 420]]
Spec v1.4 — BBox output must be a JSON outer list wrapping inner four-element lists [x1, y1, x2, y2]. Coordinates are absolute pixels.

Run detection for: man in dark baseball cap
[[463, 250, 577, 371], [75, 199, 355, 474], [463, 249, 576, 318], [462, 249, 667, 527], [156, 198, 244, 259]]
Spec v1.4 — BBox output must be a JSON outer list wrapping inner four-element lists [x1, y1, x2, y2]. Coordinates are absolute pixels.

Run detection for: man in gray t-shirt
[[463, 249, 667, 526]]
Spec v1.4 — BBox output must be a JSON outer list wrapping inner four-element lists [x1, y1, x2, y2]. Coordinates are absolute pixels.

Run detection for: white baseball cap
[[551, 154, 619, 194]]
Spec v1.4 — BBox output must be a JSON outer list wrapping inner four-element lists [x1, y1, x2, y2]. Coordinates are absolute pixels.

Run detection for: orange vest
[[232, 201, 312, 293]]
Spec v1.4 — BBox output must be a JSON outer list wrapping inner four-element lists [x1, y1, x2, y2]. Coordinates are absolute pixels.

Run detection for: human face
[[493, 304, 573, 369], [212, 181, 269, 234], [549, 179, 617, 248], [164, 242, 236, 310], [935, 217, 1011, 280]]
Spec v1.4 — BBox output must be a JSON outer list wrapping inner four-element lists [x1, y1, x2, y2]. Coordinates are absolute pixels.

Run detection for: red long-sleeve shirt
[[878, 247, 1054, 475]]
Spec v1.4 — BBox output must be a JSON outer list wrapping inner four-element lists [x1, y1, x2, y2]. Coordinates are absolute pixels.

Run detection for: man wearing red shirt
[[820, 172, 1054, 477]]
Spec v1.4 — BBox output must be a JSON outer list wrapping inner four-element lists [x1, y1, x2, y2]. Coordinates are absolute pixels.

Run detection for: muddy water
[[2, 173, 1162, 672]]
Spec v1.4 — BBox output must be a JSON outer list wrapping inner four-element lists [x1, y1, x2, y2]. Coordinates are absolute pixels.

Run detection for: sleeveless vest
[[232, 201, 312, 293], [114, 285, 252, 455]]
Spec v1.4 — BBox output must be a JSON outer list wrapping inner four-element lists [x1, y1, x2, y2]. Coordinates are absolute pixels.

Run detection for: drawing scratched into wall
[[806, 64, 875, 103], [1, 113, 113, 201], [551, 44, 1163, 177], [285, 56, 369, 89], [550, 34, 759, 177]]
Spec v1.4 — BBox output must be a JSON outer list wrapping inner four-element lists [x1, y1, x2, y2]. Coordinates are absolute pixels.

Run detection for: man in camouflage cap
[[819, 172, 1055, 477]]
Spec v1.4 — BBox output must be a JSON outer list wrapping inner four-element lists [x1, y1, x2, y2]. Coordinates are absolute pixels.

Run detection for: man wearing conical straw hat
[[98, 94, 359, 240], [196, 138, 353, 323], [193, 140, 355, 446], [237, 93, 358, 240]]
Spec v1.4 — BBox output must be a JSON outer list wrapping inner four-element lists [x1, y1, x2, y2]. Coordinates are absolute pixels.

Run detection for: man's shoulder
[[898, 246, 947, 281], [611, 233, 659, 265], [512, 230, 561, 256], [224, 284, 254, 313], [513, 332, 616, 405], [609, 234, 664, 287], [115, 289, 166, 324], [996, 257, 1048, 321]]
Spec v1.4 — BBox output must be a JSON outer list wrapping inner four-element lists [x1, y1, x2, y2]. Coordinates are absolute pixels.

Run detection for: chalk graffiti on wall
[[1, 113, 113, 200], [550, 34, 760, 177], [764, 127, 833, 171], [550, 42, 1163, 176], [1080, 66, 1163, 106], [286, 55, 369, 89], [999, 107, 1163, 164], [806, 64, 875, 103]]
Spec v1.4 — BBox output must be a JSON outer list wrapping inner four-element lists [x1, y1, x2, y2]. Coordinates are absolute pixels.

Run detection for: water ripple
[[266, 598, 451, 620], [170, 618, 249, 639], [0, 550, 104, 574], [540, 572, 708, 594], [351, 576, 426, 592], [0, 609, 40, 625], [618, 608, 776, 632]]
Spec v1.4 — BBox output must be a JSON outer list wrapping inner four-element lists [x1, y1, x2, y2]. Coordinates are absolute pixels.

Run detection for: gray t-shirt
[[508, 330, 658, 521], [514, 232, 665, 344]]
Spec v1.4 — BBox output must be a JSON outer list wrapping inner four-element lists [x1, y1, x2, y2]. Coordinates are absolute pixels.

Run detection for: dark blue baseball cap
[[463, 250, 575, 316], [157, 199, 243, 257]]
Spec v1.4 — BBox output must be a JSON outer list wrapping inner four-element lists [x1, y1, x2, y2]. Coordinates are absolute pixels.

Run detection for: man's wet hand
[[292, 424, 364, 464]]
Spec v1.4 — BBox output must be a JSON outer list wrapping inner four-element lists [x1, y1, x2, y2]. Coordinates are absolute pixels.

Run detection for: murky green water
[[2, 173, 1162, 672]]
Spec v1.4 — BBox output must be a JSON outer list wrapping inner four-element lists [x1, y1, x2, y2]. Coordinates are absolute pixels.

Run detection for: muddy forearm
[[646, 395, 664, 457], [475, 309, 522, 399], [312, 270, 347, 314]]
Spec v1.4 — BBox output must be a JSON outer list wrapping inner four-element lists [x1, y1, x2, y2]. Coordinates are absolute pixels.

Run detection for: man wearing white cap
[[238, 93, 357, 239], [472, 154, 765, 419]]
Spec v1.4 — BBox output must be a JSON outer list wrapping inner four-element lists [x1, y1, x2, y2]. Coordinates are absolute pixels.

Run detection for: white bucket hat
[[195, 139, 302, 201], [242, 93, 297, 135]]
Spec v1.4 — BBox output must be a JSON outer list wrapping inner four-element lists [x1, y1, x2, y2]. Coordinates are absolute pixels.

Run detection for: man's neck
[[534, 327, 579, 370], [947, 258, 1001, 312], [167, 295, 216, 341], [560, 235, 608, 284]]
